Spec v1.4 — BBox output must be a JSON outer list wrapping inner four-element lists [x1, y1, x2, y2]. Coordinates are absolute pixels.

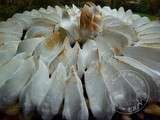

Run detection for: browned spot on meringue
[[80, 4, 102, 33], [96, 62, 101, 73], [80, 5, 92, 30], [57, 48, 66, 59], [33, 32, 45, 38], [45, 31, 61, 49], [45, 27, 67, 50], [93, 14, 102, 23], [112, 47, 122, 56], [67, 66, 80, 84]]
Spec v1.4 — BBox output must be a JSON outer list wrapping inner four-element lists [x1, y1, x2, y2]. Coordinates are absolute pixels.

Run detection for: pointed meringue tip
[[70, 66, 79, 79], [70, 65, 76, 74], [75, 41, 80, 46], [57, 62, 64, 69], [65, 65, 79, 84], [119, 7, 124, 10], [72, 4, 77, 8], [56, 62, 66, 75], [74, 41, 81, 49]]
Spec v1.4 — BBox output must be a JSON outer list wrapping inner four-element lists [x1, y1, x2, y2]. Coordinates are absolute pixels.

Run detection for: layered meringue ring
[[0, 3, 160, 120]]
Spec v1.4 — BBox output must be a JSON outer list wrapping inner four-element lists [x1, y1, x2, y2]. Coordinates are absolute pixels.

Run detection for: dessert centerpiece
[[0, 3, 160, 120]]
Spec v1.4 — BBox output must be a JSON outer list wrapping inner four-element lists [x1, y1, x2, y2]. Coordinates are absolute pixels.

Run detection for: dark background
[[0, 0, 160, 21]]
